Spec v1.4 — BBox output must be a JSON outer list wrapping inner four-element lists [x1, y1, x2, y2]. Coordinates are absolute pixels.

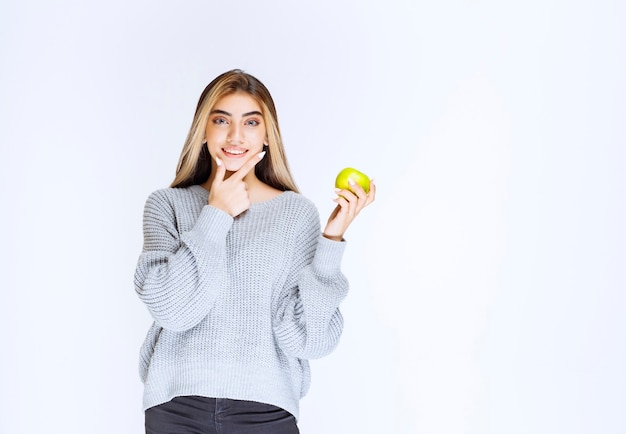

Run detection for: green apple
[[335, 167, 370, 194]]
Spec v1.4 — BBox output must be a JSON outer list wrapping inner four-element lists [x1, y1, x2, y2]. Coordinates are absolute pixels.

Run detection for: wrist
[[322, 232, 344, 242]]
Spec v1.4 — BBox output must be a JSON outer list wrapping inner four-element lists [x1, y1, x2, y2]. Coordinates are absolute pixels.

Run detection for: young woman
[[134, 69, 375, 434]]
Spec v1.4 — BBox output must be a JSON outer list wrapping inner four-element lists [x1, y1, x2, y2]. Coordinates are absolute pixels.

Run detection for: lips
[[222, 146, 248, 158]]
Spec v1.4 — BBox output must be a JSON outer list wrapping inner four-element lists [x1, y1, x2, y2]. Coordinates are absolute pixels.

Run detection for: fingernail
[[216, 157, 222, 166], [258, 151, 266, 159], [348, 178, 355, 185], [334, 188, 341, 192]]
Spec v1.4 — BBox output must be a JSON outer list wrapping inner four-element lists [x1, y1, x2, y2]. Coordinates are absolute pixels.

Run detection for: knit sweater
[[134, 185, 349, 420]]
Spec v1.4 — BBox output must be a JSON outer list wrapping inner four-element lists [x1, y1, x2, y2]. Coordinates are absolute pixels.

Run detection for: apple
[[335, 167, 370, 194]]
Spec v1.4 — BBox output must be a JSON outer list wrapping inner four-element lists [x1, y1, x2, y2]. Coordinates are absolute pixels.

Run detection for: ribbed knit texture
[[134, 185, 349, 420]]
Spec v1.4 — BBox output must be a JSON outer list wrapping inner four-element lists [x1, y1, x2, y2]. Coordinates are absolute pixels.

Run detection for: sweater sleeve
[[134, 190, 233, 332], [273, 206, 349, 360]]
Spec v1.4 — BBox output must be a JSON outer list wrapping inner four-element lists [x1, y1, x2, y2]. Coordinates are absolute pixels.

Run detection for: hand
[[323, 178, 376, 241], [208, 152, 265, 217]]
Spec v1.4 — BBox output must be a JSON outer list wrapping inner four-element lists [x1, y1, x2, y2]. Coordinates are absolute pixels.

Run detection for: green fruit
[[335, 167, 370, 194]]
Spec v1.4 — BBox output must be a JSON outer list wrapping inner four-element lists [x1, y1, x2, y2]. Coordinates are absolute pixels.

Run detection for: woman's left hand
[[323, 179, 376, 241]]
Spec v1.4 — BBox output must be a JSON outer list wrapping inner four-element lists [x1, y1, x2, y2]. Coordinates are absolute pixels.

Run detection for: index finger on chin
[[211, 157, 226, 186]]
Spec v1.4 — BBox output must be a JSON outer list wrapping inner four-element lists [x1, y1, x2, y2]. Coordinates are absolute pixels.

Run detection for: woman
[[135, 69, 375, 433]]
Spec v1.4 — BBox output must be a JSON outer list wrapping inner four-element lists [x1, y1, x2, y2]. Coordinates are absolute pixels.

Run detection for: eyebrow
[[210, 109, 263, 117]]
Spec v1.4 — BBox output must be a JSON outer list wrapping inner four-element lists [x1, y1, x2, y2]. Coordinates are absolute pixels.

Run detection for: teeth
[[224, 149, 246, 155]]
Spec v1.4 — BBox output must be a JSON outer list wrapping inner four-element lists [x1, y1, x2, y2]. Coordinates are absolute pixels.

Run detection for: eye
[[212, 117, 228, 125], [245, 119, 261, 127]]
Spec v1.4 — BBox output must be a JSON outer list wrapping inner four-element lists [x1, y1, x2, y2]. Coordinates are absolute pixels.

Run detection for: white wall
[[1, 1, 624, 433]]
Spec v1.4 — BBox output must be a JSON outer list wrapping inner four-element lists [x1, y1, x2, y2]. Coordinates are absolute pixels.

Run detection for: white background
[[1, 1, 625, 433]]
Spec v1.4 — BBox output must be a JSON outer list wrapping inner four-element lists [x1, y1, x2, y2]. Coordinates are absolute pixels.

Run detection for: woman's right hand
[[208, 152, 265, 217]]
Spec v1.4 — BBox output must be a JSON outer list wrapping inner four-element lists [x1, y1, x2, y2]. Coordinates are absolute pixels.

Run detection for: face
[[205, 91, 267, 174]]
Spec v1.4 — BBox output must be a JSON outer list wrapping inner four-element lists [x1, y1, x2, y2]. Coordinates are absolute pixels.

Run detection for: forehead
[[213, 91, 262, 113]]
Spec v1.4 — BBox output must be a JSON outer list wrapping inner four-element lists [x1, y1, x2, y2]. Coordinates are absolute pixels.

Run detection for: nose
[[227, 123, 243, 144]]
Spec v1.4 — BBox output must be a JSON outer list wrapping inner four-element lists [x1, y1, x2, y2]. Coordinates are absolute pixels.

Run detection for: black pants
[[145, 396, 300, 434]]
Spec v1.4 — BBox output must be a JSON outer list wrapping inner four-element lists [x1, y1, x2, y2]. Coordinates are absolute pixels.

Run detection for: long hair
[[170, 69, 299, 193]]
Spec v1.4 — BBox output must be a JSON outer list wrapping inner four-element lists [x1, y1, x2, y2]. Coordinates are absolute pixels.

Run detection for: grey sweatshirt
[[134, 185, 349, 420]]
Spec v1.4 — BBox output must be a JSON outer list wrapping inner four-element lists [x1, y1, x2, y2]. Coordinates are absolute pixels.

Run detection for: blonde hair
[[170, 69, 299, 193]]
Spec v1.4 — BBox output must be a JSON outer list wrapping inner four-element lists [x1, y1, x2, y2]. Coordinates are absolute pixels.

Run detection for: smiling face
[[205, 91, 267, 175]]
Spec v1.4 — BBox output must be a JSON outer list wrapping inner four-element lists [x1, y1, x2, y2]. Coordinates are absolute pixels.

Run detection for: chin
[[224, 161, 247, 173]]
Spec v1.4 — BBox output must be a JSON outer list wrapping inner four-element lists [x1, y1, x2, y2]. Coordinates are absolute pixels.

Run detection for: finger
[[230, 151, 266, 182], [333, 194, 349, 209], [211, 157, 226, 186], [348, 178, 367, 200], [334, 191, 358, 220], [334, 188, 357, 203], [365, 179, 377, 206]]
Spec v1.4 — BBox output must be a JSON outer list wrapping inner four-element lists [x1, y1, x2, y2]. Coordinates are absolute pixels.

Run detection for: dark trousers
[[145, 396, 300, 434]]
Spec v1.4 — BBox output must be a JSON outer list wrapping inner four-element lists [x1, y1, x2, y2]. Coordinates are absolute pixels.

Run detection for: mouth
[[221, 146, 248, 158]]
